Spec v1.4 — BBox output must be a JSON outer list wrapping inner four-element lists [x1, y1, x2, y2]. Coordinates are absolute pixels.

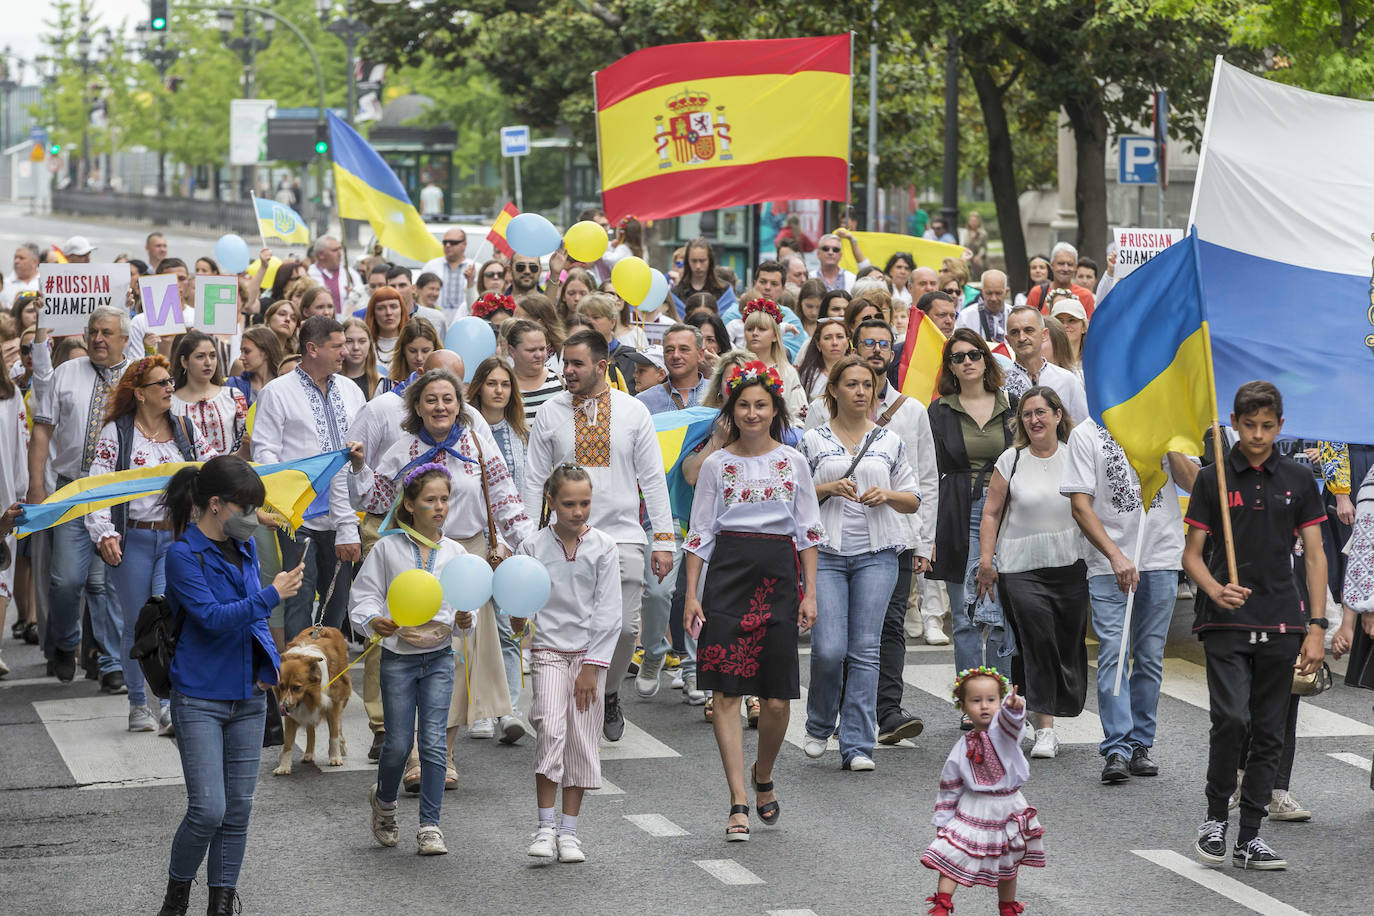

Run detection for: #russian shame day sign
[[37, 265, 130, 336], [1113, 228, 1184, 280]]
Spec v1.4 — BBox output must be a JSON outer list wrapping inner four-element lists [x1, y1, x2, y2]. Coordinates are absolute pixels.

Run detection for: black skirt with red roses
[[697, 530, 800, 700]]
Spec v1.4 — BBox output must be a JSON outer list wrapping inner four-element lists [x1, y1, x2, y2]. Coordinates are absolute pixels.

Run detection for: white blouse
[[516, 525, 622, 667], [172, 386, 247, 456], [684, 445, 824, 562], [992, 445, 1083, 574], [85, 420, 215, 542], [348, 532, 464, 655], [348, 426, 533, 549], [800, 424, 919, 556]]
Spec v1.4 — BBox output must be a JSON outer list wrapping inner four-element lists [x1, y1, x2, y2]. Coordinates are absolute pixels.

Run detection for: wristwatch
[[1307, 617, 1330, 629]]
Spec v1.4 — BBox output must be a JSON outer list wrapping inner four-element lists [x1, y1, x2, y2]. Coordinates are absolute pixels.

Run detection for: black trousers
[[1203, 629, 1302, 828], [1237, 693, 1301, 792], [875, 549, 914, 726]]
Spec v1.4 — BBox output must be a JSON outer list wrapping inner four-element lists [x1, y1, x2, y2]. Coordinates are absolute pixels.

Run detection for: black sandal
[[752, 762, 780, 825], [725, 804, 750, 842]]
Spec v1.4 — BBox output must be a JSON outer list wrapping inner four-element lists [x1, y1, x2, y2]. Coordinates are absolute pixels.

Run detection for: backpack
[[129, 552, 201, 700]]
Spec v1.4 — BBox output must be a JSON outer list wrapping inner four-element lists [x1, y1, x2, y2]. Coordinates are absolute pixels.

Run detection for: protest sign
[[139, 274, 186, 333], [36, 265, 130, 336], [195, 276, 241, 335], [1113, 228, 1185, 280]]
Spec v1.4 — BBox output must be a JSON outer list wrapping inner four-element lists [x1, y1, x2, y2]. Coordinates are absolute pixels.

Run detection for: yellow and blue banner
[[327, 111, 443, 263], [653, 406, 717, 529], [254, 196, 311, 245], [1083, 230, 1215, 508], [17, 450, 349, 538]]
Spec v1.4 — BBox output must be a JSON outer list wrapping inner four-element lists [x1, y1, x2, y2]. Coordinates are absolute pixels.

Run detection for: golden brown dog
[[273, 626, 351, 775]]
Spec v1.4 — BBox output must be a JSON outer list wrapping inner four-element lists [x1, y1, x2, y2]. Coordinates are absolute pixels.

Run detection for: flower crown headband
[[951, 665, 1010, 705], [740, 297, 784, 325], [724, 359, 784, 398], [403, 461, 452, 488], [473, 292, 516, 320]]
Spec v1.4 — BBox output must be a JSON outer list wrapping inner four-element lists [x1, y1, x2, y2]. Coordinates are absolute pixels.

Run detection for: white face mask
[[222, 507, 259, 540]]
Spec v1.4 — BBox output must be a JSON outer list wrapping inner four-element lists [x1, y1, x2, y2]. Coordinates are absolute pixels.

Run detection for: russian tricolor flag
[[1189, 59, 1374, 443]]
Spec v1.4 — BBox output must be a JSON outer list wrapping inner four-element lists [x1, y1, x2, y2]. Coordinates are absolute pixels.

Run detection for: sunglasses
[[948, 350, 985, 365], [442, 239, 466, 246], [513, 264, 539, 273], [483, 271, 505, 279], [858, 338, 892, 351], [819, 246, 841, 253], [141, 377, 175, 389], [19, 344, 32, 355]]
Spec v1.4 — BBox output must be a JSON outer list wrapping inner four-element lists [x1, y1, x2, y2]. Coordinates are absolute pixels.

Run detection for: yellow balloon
[[611, 256, 653, 306], [387, 569, 443, 627], [564, 220, 609, 263]]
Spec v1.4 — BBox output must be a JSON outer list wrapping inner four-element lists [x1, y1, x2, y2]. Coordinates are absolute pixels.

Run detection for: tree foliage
[[1234, 0, 1374, 97]]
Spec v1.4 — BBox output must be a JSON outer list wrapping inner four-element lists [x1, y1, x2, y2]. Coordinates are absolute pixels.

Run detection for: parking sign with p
[[1118, 136, 1158, 185]]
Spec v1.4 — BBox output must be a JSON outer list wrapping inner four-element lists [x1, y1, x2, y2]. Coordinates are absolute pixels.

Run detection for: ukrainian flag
[[17, 450, 350, 537], [327, 111, 443, 263], [1083, 229, 1215, 507], [653, 406, 718, 530], [254, 196, 311, 245]]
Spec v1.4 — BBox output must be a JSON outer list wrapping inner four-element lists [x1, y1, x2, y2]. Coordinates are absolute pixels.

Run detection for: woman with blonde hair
[[263, 300, 301, 355], [740, 299, 807, 420], [382, 318, 441, 394], [341, 317, 380, 399], [514, 292, 566, 356], [1040, 314, 1075, 371], [553, 267, 597, 324]]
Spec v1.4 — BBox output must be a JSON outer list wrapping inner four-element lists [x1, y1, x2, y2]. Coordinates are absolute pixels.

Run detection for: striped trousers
[[530, 649, 605, 788]]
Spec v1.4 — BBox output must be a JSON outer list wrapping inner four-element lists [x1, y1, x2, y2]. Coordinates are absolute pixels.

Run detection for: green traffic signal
[[151, 16, 166, 29], [49, 143, 60, 155], [150, 0, 168, 31], [314, 140, 329, 155]]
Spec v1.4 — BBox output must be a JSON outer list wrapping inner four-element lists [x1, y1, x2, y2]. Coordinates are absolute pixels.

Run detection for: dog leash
[[324, 634, 382, 690], [309, 559, 346, 640]]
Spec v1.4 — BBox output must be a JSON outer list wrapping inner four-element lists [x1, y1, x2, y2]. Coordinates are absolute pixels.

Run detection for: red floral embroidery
[[685, 533, 703, 551], [700, 578, 776, 679]]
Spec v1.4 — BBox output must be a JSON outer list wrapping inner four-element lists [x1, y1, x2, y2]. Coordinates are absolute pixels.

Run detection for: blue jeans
[[168, 689, 266, 886], [495, 613, 522, 715], [1089, 570, 1178, 758], [108, 527, 173, 707], [945, 494, 1011, 677], [277, 528, 352, 640], [49, 514, 121, 674], [377, 647, 455, 826], [807, 549, 898, 762]]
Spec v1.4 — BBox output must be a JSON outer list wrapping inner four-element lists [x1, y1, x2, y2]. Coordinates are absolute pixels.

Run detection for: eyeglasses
[[141, 377, 175, 389], [483, 271, 505, 279], [442, 239, 466, 246], [858, 338, 892, 351], [513, 264, 539, 273], [819, 246, 841, 253], [947, 350, 985, 364], [1020, 407, 1055, 422]]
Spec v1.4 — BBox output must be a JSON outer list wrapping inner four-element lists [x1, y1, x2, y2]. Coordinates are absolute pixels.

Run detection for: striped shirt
[[519, 368, 564, 424]]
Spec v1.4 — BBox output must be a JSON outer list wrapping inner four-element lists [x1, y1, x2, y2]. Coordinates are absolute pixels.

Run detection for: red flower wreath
[[473, 292, 515, 320], [740, 297, 784, 325]]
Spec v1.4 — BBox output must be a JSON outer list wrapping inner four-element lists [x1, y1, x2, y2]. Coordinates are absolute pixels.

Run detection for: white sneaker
[[468, 718, 496, 739], [0, 653, 8, 677], [634, 653, 664, 698], [847, 755, 876, 771], [682, 674, 706, 705], [527, 825, 557, 858], [416, 825, 448, 855], [128, 705, 157, 733], [1030, 728, 1059, 759], [1268, 790, 1312, 822], [556, 833, 586, 863], [670, 669, 685, 689], [497, 715, 526, 745], [803, 737, 826, 759], [157, 705, 174, 737], [923, 619, 950, 646]]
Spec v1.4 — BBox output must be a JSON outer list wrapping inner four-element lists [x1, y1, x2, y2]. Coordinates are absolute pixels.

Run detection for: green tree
[[1234, 0, 1374, 97]]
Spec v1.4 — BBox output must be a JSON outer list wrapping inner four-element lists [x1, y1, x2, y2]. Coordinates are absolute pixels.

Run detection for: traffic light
[[49, 143, 61, 155], [150, 0, 168, 31], [314, 122, 329, 156]]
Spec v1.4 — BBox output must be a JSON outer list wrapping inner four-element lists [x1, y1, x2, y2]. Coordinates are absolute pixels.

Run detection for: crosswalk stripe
[[600, 717, 680, 760], [1328, 751, 1372, 771], [784, 683, 913, 754], [1132, 849, 1310, 915], [767, 910, 820, 915], [695, 859, 764, 885], [589, 779, 624, 796], [34, 695, 184, 789], [624, 813, 689, 837], [901, 664, 1105, 745]]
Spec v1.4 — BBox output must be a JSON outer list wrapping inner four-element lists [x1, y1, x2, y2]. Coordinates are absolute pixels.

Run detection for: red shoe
[[998, 902, 1025, 915], [925, 892, 954, 915]]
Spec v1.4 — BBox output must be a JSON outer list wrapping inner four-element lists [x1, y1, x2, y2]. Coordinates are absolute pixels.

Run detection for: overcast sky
[[6, 1, 148, 79]]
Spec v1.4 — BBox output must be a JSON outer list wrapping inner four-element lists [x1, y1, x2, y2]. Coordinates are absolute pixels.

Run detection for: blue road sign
[[1118, 136, 1158, 185], [500, 125, 530, 158]]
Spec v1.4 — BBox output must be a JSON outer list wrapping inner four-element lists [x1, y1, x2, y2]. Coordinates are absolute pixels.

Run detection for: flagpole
[[1112, 516, 1149, 697], [248, 190, 269, 253], [1200, 324, 1239, 584]]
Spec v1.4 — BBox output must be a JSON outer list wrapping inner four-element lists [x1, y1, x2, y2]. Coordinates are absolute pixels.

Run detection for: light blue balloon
[[506, 212, 562, 258], [492, 555, 551, 617], [438, 553, 494, 613], [214, 234, 251, 274], [443, 317, 496, 382], [637, 267, 669, 314]]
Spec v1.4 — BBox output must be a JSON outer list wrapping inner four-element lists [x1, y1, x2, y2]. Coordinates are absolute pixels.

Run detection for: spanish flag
[[486, 201, 519, 258], [898, 307, 947, 405], [594, 35, 851, 222], [1083, 229, 1215, 507], [327, 111, 442, 263], [838, 232, 967, 275]]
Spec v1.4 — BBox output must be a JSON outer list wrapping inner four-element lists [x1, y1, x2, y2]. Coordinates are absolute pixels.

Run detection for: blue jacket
[[167, 526, 282, 700]]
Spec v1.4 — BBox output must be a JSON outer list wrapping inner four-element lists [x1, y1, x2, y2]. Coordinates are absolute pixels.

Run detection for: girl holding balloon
[[517, 463, 622, 864], [349, 462, 472, 857]]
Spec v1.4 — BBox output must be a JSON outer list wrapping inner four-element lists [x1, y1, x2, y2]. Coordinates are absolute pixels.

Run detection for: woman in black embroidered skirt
[[684, 361, 823, 843]]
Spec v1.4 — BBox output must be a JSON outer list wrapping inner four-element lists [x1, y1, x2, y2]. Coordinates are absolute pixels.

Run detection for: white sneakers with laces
[[1268, 790, 1311, 822], [1030, 728, 1059, 759]]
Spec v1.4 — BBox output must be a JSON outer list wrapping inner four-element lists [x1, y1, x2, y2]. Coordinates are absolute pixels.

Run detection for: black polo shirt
[[1185, 446, 1326, 634]]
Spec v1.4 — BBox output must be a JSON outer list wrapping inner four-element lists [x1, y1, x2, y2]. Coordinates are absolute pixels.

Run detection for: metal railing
[[53, 189, 324, 237]]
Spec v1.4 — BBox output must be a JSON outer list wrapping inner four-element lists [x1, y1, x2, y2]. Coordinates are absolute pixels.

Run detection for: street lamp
[[316, 0, 370, 127], [219, 9, 274, 196], [135, 22, 180, 196], [77, 17, 92, 188]]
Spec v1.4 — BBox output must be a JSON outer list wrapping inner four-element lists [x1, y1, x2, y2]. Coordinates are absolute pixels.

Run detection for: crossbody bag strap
[[469, 430, 500, 560], [820, 427, 880, 504], [876, 394, 907, 428], [995, 448, 1021, 540]]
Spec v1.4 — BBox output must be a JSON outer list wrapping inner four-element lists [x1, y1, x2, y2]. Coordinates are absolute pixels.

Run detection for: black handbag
[[129, 594, 183, 701]]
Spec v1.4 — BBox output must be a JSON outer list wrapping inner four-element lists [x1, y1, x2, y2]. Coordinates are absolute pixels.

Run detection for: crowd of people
[[1, 211, 1372, 916]]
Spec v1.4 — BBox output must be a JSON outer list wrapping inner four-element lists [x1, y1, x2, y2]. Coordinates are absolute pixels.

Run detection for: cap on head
[[63, 235, 95, 256], [1049, 298, 1087, 323]]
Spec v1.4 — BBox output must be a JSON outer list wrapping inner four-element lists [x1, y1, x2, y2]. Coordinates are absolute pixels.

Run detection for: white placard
[[36, 265, 130, 337], [230, 99, 276, 166], [139, 274, 185, 333], [1113, 227, 1185, 280], [195, 276, 241, 335]]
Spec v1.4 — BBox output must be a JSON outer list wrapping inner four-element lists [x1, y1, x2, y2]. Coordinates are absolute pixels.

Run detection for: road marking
[[1132, 849, 1310, 916], [901, 664, 1105, 746], [589, 779, 624, 796], [798, 643, 949, 656], [695, 859, 764, 885], [600, 717, 680, 760], [767, 910, 820, 916], [0, 676, 59, 690], [624, 813, 689, 837], [1153, 658, 1372, 737], [784, 683, 912, 754], [1328, 752, 1372, 771], [34, 695, 184, 789]]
